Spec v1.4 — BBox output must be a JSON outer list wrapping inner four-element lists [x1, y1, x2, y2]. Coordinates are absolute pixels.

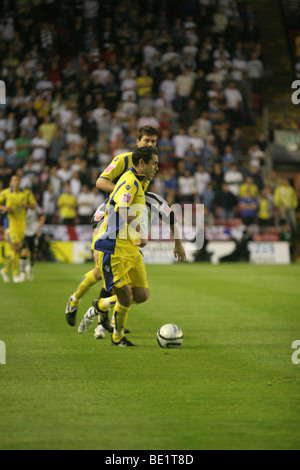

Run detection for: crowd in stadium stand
[[0, 0, 298, 253]]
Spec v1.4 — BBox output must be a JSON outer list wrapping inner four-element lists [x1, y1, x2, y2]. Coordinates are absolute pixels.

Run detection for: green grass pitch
[[0, 261, 300, 450]]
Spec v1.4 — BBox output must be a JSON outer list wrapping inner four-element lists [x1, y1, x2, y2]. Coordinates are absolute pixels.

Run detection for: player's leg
[[20, 238, 30, 282], [1, 241, 12, 282], [92, 287, 117, 338], [93, 253, 134, 346], [77, 251, 116, 334], [25, 235, 38, 281], [1, 229, 21, 282], [65, 266, 101, 326], [65, 247, 102, 326], [130, 251, 149, 304], [11, 229, 25, 283], [110, 283, 134, 346]]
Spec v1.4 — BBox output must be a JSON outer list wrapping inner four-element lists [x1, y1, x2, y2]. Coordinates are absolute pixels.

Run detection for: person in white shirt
[[91, 61, 111, 86], [182, 38, 199, 61], [42, 182, 57, 224], [120, 71, 137, 102], [70, 171, 82, 198], [0, 111, 7, 143], [196, 111, 213, 139], [223, 163, 243, 196], [175, 67, 195, 112], [56, 160, 73, 184], [92, 101, 111, 124], [172, 127, 190, 159], [224, 81, 243, 109], [231, 55, 247, 81], [161, 44, 179, 65], [205, 66, 225, 86], [224, 81, 243, 125], [77, 184, 97, 224], [143, 39, 158, 65], [159, 72, 177, 105], [65, 126, 83, 146], [188, 128, 205, 154], [31, 130, 48, 162], [178, 168, 197, 203], [195, 164, 211, 199]]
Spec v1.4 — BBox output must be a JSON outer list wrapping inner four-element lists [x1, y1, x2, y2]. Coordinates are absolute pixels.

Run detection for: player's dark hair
[[137, 125, 158, 140], [132, 146, 156, 166]]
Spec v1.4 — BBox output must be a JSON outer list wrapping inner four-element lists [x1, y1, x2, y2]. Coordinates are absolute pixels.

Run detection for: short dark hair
[[132, 146, 156, 166], [137, 125, 158, 140]]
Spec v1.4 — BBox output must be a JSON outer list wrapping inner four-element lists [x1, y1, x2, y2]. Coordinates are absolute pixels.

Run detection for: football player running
[[65, 126, 186, 337]]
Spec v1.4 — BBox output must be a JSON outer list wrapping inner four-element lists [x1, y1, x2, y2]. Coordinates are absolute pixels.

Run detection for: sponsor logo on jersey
[[104, 164, 116, 174], [121, 192, 132, 204]]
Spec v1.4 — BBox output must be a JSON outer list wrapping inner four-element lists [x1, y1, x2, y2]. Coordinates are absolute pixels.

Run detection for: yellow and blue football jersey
[[94, 167, 147, 256], [99, 152, 150, 192]]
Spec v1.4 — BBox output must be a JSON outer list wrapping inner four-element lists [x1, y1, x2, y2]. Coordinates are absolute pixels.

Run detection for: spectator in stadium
[[162, 166, 178, 205], [247, 52, 264, 92], [15, 129, 31, 167], [223, 163, 243, 196], [136, 67, 153, 98], [56, 181, 77, 225], [77, 184, 97, 225], [248, 143, 266, 168], [214, 182, 238, 220], [239, 175, 259, 199], [174, 67, 195, 113], [257, 186, 274, 227], [194, 163, 211, 201], [249, 163, 264, 191], [223, 81, 244, 126], [239, 188, 259, 226], [42, 182, 57, 224], [274, 177, 298, 231], [178, 168, 197, 203], [221, 145, 237, 174], [172, 126, 190, 161]]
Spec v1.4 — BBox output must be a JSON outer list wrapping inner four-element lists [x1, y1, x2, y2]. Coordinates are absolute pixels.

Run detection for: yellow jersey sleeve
[[0, 189, 5, 205], [99, 153, 133, 184], [24, 188, 37, 207]]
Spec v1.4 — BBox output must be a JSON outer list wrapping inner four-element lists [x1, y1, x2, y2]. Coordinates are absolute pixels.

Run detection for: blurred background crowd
[[0, 0, 298, 251]]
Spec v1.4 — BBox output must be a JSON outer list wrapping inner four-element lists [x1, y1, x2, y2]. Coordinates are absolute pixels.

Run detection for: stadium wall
[[0, 239, 290, 266]]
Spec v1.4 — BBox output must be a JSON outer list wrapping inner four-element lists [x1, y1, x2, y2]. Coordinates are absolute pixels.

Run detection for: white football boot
[[94, 324, 106, 340], [0, 268, 10, 283], [78, 307, 97, 334]]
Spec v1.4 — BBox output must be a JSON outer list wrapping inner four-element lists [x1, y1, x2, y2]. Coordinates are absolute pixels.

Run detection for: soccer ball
[[156, 324, 183, 349]]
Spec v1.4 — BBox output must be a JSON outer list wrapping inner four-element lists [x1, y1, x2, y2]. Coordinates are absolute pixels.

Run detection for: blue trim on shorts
[[102, 253, 114, 292]]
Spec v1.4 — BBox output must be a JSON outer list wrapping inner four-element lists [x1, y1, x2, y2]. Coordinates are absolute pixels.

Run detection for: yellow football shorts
[[98, 250, 148, 292], [5, 226, 25, 245]]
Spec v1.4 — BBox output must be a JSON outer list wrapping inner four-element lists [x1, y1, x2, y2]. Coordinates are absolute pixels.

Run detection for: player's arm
[[149, 193, 186, 262], [0, 204, 11, 212], [96, 157, 127, 194], [22, 190, 37, 210], [96, 177, 115, 194], [36, 208, 46, 236], [0, 192, 11, 213], [170, 221, 186, 262]]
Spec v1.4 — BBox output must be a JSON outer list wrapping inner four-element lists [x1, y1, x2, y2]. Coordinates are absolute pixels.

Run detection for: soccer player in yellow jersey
[[96, 125, 158, 195], [94, 146, 159, 346], [65, 126, 159, 327], [65, 126, 186, 331], [0, 175, 36, 283]]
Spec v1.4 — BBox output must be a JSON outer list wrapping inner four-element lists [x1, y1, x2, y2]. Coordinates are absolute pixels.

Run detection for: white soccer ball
[[156, 323, 183, 349]]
